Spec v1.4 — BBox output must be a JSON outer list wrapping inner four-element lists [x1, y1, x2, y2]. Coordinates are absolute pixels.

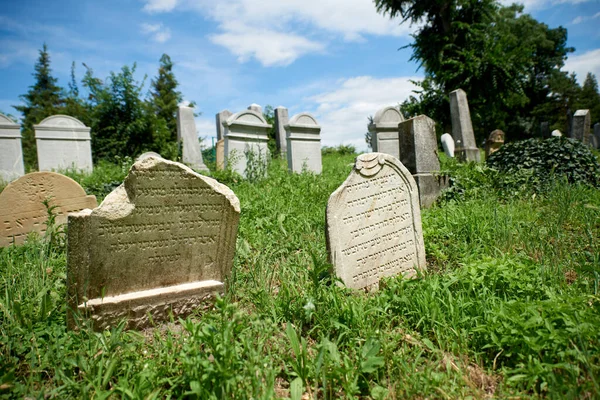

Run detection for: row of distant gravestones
[[0, 152, 424, 331]]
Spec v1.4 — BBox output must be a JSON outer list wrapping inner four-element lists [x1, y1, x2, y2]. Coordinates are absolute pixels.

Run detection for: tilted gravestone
[[440, 133, 455, 158], [571, 109, 592, 146], [34, 115, 93, 172], [0, 113, 25, 183], [274, 106, 289, 156], [224, 110, 271, 177], [368, 106, 404, 159], [0, 172, 97, 247], [67, 156, 240, 330], [398, 115, 443, 208], [177, 106, 209, 172], [285, 113, 322, 174], [449, 89, 480, 162], [485, 130, 505, 157], [215, 110, 232, 141], [326, 153, 426, 290]]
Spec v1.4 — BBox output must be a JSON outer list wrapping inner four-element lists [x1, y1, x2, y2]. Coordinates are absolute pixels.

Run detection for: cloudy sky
[[1, 0, 599, 150]]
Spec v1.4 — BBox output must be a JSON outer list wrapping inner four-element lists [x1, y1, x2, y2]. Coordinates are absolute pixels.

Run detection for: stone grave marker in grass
[[368, 105, 404, 159], [285, 112, 322, 174], [177, 106, 209, 172], [0, 113, 25, 183], [67, 156, 240, 330], [449, 89, 480, 162], [326, 153, 426, 290]]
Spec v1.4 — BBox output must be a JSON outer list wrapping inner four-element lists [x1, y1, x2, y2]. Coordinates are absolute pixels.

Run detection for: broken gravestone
[[67, 156, 240, 330], [326, 153, 426, 289], [0, 172, 97, 247]]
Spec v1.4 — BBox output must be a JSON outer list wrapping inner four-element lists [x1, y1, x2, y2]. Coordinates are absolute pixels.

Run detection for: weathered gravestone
[[0, 172, 97, 247], [398, 115, 443, 208], [0, 113, 25, 183], [485, 130, 505, 157], [368, 106, 404, 159], [215, 139, 225, 170], [274, 106, 289, 156], [571, 109, 592, 146], [136, 152, 162, 162], [67, 156, 240, 330], [449, 89, 480, 162], [440, 133, 455, 158], [551, 130, 562, 137], [540, 121, 550, 138], [285, 113, 322, 174], [215, 110, 232, 141], [594, 123, 600, 149], [177, 106, 209, 172], [34, 115, 93, 172], [248, 104, 263, 114], [224, 109, 271, 177], [326, 153, 426, 290]]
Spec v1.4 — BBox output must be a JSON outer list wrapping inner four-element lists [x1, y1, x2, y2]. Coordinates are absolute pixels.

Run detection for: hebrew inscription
[[67, 156, 240, 330], [326, 153, 426, 289]]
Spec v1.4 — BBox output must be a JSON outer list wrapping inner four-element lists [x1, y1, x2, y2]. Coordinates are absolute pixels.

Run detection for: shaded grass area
[[1, 154, 599, 398]]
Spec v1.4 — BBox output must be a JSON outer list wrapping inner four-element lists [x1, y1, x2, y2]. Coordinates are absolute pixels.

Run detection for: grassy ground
[[1, 152, 599, 399]]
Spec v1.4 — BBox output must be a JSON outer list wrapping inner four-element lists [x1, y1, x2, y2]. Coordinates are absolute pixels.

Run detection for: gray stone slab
[[368, 106, 404, 160], [594, 123, 600, 149], [177, 106, 208, 172], [485, 130, 505, 157], [326, 153, 426, 290], [274, 106, 289, 155], [571, 109, 592, 146], [247, 104, 263, 114], [540, 121, 549, 138], [34, 115, 93, 172], [215, 110, 232, 141], [285, 113, 322, 174], [449, 89, 480, 162], [67, 156, 240, 330], [224, 110, 271, 177], [440, 133, 455, 158], [0, 113, 24, 183], [398, 115, 442, 208]]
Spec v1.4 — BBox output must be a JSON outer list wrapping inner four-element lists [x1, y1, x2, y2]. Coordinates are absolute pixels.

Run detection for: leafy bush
[[487, 137, 600, 188], [321, 144, 357, 156]]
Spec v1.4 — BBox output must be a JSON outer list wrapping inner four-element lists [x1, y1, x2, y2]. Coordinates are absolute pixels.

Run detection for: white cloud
[[143, 0, 178, 13], [500, 0, 592, 10], [564, 48, 600, 83], [571, 11, 600, 24], [140, 23, 171, 43], [306, 76, 421, 151], [140, 0, 416, 65]]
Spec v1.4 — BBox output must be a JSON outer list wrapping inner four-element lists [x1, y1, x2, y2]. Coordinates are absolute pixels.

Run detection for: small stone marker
[[285, 113, 322, 174], [449, 89, 480, 162], [326, 153, 426, 290], [571, 109, 592, 145], [368, 106, 404, 159], [540, 121, 550, 138], [67, 156, 240, 330], [551, 130, 562, 137], [440, 133, 455, 158], [177, 106, 209, 172], [34, 115, 93, 172], [215, 139, 225, 170], [215, 110, 232, 141], [224, 109, 271, 177], [485, 129, 505, 157], [398, 115, 443, 208], [0, 113, 25, 183], [594, 123, 600, 149], [0, 172, 97, 247], [274, 106, 289, 156]]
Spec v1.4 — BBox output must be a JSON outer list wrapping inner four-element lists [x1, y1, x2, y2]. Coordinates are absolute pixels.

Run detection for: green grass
[[1, 153, 599, 398]]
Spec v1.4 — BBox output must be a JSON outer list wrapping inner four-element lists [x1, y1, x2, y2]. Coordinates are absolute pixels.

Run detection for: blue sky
[[1, 0, 599, 151]]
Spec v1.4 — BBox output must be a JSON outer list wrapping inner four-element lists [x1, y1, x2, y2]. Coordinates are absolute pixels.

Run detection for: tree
[[150, 54, 182, 140], [62, 61, 90, 126], [575, 73, 600, 125], [14, 44, 65, 169]]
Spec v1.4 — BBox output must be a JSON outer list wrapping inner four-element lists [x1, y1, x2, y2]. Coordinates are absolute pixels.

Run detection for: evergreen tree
[[14, 44, 65, 170], [150, 54, 182, 141], [62, 61, 89, 126], [575, 73, 600, 125]]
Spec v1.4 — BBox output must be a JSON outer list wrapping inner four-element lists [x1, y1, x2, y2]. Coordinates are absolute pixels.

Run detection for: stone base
[[414, 173, 448, 208], [73, 280, 224, 331], [457, 147, 480, 163]]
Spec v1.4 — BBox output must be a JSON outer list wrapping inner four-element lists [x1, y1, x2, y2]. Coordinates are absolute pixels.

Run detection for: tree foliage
[[150, 54, 182, 143]]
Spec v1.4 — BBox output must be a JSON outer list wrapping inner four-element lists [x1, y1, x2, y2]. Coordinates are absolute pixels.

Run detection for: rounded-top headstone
[[372, 106, 404, 127], [440, 133, 455, 158], [227, 110, 269, 126], [551, 130, 562, 137], [0, 113, 18, 126], [287, 112, 320, 127], [36, 115, 88, 129]]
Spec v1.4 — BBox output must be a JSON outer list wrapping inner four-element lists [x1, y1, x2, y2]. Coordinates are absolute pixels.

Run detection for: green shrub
[[487, 137, 600, 188], [321, 144, 357, 156]]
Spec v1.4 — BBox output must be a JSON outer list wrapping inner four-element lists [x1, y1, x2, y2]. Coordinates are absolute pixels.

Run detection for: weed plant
[[0, 152, 599, 398]]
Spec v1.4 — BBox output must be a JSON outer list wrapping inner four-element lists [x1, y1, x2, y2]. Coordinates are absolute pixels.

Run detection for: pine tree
[[14, 44, 65, 170], [150, 54, 182, 142], [576, 73, 600, 125]]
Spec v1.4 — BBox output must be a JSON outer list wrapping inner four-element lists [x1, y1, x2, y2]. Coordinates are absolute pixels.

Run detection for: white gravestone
[[224, 110, 271, 177], [399, 115, 443, 208], [215, 110, 232, 141], [285, 113, 322, 174], [440, 133, 455, 158], [34, 115, 93, 172], [368, 106, 404, 159], [449, 89, 480, 162], [551, 130, 562, 137], [67, 156, 240, 330], [571, 109, 592, 146], [274, 106, 289, 156], [326, 153, 426, 290], [177, 106, 208, 172], [0, 113, 25, 183]]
